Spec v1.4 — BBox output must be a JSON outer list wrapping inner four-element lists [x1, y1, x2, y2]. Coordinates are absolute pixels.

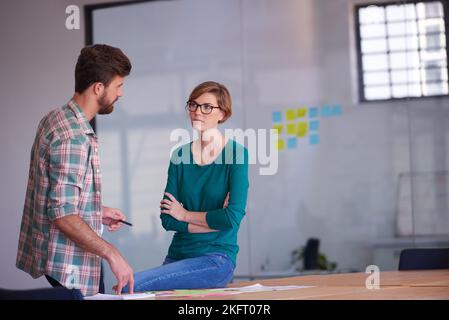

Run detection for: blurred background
[[1, 0, 448, 293]]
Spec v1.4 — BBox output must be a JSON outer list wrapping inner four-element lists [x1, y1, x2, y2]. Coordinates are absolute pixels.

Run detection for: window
[[355, 1, 449, 101]]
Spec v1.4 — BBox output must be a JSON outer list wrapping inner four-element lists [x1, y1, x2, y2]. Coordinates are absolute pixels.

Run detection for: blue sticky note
[[272, 111, 282, 122], [310, 135, 320, 145], [309, 120, 319, 131], [287, 137, 297, 149], [332, 105, 342, 116], [309, 107, 318, 118], [322, 105, 332, 117]]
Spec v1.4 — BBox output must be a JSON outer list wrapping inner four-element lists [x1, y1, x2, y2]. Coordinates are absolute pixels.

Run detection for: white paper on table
[[84, 283, 313, 299], [84, 292, 156, 300], [210, 283, 314, 293]]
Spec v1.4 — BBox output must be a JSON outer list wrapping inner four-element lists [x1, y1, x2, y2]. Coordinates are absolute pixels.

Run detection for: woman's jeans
[[123, 252, 235, 293]]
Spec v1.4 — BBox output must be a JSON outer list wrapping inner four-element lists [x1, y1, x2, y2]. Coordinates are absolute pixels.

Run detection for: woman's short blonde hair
[[188, 81, 232, 124]]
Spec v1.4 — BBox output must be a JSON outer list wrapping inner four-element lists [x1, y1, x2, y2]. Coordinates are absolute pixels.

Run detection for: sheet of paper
[[84, 292, 156, 300], [211, 283, 314, 293], [84, 283, 314, 299], [150, 289, 243, 298]]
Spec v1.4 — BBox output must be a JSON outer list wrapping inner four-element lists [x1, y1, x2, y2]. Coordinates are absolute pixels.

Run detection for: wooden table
[[156, 269, 449, 300]]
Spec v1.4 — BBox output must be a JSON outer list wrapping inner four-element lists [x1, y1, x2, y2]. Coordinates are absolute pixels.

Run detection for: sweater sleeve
[[205, 147, 249, 230], [160, 157, 189, 233]]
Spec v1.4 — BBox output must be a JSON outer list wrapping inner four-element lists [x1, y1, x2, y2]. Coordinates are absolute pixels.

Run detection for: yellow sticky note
[[297, 108, 307, 118], [287, 123, 297, 135], [277, 139, 285, 151], [286, 109, 296, 121], [297, 122, 308, 137], [272, 124, 283, 134]]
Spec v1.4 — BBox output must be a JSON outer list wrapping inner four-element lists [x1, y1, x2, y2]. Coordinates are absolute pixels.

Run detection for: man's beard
[[98, 93, 117, 115]]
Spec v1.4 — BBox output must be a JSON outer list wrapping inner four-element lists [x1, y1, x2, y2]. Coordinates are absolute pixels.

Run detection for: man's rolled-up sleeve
[[47, 138, 88, 221]]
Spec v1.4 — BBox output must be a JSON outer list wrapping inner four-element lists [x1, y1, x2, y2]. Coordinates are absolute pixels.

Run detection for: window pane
[[403, 4, 417, 20], [406, 83, 422, 96], [364, 71, 390, 85], [423, 82, 448, 95], [423, 67, 448, 82], [359, 6, 385, 24], [387, 21, 418, 36], [419, 33, 445, 50], [363, 54, 389, 71], [360, 24, 386, 38], [388, 36, 419, 51], [361, 38, 388, 53], [365, 86, 391, 99], [418, 17, 445, 35], [392, 84, 409, 98], [420, 52, 447, 68], [422, 59, 447, 69], [386, 5, 407, 22], [391, 84, 421, 98], [390, 51, 420, 69], [416, 1, 443, 19], [391, 69, 421, 84]]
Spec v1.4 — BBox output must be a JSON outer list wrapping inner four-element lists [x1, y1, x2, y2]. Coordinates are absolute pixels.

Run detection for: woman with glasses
[[122, 81, 249, 293]]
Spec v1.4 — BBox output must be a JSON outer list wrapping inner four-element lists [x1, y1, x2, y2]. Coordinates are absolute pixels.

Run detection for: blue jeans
[[123, 252, 235, 293]]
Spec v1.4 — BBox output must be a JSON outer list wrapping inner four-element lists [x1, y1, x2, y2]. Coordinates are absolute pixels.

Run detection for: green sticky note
[[272, 124, 283, 134], [297, 108, 307, 118], [277, 139, 285, 151], [287, 123, 297, 135], [297, 122, 308, 137], [286, 109, 296, 121]]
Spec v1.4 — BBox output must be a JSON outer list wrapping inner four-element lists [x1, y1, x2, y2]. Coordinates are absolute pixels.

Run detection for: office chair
[[0, 286, 84, 300], [398, 248, 449, 270], [303, 238, 320, 270]]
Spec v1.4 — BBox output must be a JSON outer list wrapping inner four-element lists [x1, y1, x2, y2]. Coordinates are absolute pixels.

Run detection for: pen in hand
[[118, 219, 133, 227]]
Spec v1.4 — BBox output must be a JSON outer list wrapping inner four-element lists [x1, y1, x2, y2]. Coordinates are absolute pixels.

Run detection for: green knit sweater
[[160, 139, 249, 266]]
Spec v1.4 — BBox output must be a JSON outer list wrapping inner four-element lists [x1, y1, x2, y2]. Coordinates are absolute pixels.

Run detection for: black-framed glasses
[[186, 100, 221, 115]]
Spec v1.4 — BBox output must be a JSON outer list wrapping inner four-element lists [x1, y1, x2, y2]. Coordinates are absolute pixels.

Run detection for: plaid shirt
[[16, 99, 103, 296]]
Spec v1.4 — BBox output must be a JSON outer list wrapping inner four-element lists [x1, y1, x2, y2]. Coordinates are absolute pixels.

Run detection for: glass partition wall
[[89, 0, 449, 291]]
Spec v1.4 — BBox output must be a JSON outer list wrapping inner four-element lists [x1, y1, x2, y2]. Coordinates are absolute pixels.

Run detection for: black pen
[[118, 219, 133, 227]]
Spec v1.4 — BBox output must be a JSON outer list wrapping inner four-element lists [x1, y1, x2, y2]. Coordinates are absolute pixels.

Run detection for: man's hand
[[53, 215, 133, 294], [108, 249, 134, 295], [102, 206, 126, 232], [160, 192, 188, 222]]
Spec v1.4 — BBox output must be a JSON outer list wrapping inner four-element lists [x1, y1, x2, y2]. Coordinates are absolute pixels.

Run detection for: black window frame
[[84, 0, 158, 132], [354, 0, 449, 103]]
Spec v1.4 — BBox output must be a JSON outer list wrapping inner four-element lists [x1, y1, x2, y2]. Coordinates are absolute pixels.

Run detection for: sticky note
[[332, 105, 342, 116], [277, 139, 285, 151], [310, 135, 320, 145], [297, 122, 308, 137], [286, 109, 296, 121], [272, 111, 282, 122], [309, 107, 318, 118], [309, 120, 319, 131], [287, 137, 297, 149], [272, 124, 283, 134], [287, 123, 297, 135], [322, 105, 332, 117], [297, 108, 307, 118]]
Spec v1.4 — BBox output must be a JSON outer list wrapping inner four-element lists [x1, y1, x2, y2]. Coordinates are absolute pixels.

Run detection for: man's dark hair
[[75, 44, 132, 93]]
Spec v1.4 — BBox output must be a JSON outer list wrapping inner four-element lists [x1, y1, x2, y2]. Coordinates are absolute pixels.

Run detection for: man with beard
[[16, 44, 134, 296]]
